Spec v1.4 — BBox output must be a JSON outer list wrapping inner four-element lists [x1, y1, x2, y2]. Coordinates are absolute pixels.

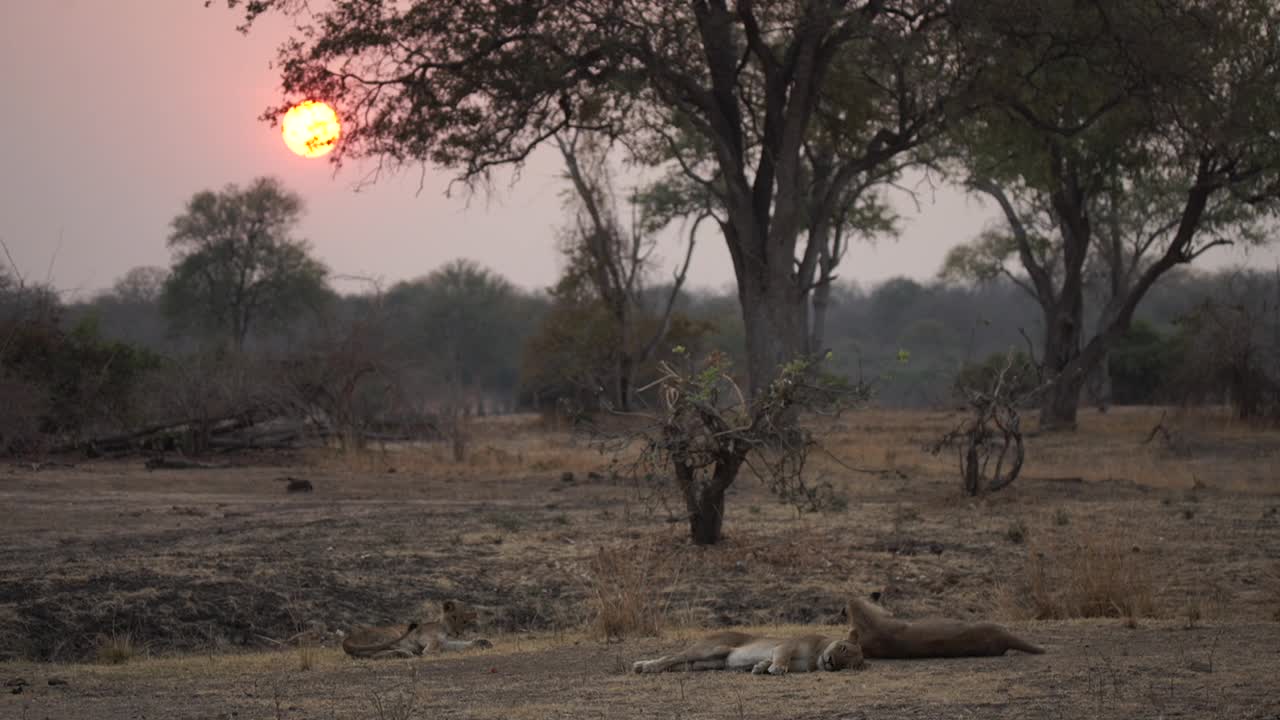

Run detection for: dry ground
[[2, 407, 1279, 719]]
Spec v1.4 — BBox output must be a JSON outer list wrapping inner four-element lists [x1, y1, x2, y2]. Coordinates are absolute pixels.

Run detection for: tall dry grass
[[583, 541, 680, 641], [1003, 532, 1157, 622], [94, 631, 138, 665]]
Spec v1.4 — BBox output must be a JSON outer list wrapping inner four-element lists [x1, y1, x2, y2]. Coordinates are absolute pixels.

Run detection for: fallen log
[[54, 409, 276, 456]]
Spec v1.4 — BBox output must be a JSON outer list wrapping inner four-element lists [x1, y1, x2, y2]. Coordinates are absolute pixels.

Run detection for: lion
[[631, 628, 864, 675], [845, 597, 1044, 658], [341, 599, 493, 659]]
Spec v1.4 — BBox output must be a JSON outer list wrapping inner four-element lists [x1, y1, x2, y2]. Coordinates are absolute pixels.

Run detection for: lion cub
[[632, 629, 864, 675], [341, 599, 493, 659]]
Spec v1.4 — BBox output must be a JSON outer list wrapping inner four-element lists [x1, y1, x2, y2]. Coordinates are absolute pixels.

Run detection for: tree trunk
[[809, 279, 832, 356], [616, 353, 633, 412], [738, 273, 809, 399], [688, 483, 727, 546], [1039, 292, 1086, 431], [1086, 349, 1112, 412], [1040, 353, 1087, 432], [676, 454, 744, 546]]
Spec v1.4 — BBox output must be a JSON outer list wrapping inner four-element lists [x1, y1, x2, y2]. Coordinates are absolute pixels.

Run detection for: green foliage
[[1, 304, 162, 450], [1108, 320, 1178, 405], [940, 228, 1031, 284], [944, 0, 1280, 429], [161, 177, 330, 349]]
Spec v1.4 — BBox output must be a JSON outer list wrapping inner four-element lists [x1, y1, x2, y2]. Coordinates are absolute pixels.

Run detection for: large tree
[[219, 0, 973, 397], [162, 177, 330, 350], [943, 0, 1280, 430]]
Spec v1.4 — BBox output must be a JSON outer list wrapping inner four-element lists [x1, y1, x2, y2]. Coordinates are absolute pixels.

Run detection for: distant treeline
[[3, 255, 1277, 456], [46, 263, 1280, 408]]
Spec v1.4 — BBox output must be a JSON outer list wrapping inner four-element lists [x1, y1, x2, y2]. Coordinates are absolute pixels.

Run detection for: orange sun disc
[[281, 101, 341, 158]]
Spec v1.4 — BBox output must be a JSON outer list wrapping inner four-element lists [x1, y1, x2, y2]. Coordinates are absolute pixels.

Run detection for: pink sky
[[2, 2, 1273, 299]]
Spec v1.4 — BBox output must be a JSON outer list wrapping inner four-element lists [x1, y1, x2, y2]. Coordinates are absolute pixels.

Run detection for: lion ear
[[442, 600, 455, 612], [847, 626, 860, 642]]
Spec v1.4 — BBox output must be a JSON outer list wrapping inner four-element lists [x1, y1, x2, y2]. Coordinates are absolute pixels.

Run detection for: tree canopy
[[218, 0, 978, 395], [942, 0, 1280, 428], [161, 177, 330, 349]]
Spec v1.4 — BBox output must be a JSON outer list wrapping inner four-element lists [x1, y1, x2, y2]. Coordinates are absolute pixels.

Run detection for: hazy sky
[[2, 2, 1274, 300]]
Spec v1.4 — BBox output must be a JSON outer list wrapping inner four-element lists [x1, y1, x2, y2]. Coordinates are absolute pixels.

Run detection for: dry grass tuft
[[1004, 532, 1157, 621], [296, 641, 319, 672], [584, 540, 679, 641], [95, 632, 138, 665]]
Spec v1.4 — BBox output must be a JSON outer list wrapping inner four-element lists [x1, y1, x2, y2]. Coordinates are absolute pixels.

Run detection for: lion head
[[819, 628, 865, 671]]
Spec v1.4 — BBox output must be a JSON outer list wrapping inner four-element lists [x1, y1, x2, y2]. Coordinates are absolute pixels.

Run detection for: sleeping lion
[[631, 628, 864, 675]]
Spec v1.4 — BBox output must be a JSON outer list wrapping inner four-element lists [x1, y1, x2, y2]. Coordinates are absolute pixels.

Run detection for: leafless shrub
[[933, 350, 1047, 495], [276, 280, 407, 452], [1167, 287, 1280, 423], [133, 350, 271, 454]]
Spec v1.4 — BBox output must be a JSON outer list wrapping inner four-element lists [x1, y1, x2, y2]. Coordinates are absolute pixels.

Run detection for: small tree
[[554, 130, 697, 412], [161, 177, 330, 350], [612, 351, 866, 545]]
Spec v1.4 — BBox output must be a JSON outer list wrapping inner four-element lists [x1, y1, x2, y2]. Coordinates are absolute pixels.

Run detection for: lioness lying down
[[341, 599, 492, 659], [631, 629, 864, 675], [846, 597, 1044, 658]]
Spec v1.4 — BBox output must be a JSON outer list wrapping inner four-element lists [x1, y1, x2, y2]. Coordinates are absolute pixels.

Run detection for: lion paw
[[751, 660, 771, 675], [768, 663, 788, 676], [631, 661, 649, 674]]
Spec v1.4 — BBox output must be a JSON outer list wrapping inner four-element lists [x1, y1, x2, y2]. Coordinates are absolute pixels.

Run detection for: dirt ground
[[2, 407, 1278, 719]]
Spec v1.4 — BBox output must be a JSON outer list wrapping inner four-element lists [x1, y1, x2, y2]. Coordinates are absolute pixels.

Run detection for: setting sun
[[281, 100, 341, 158]]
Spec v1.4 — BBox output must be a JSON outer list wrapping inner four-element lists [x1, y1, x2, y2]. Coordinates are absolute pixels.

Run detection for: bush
[[1, 310, 161, 450], [1109, 320, 1177, 405]]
